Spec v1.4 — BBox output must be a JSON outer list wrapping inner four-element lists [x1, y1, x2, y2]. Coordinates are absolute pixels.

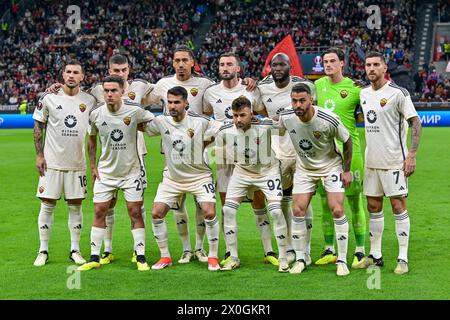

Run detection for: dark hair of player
[[103, 75, 125, 88], [322, 47, 345, 61], [219, 52, 241, 65], [231, 96, 251, 112], [109, 54, 129, 66], [168, 86, 188, 100], [174, 45, 195, 61], [291, 83, 311, 95], [365, 51, 386, 63], [63, 59, 84, 73]]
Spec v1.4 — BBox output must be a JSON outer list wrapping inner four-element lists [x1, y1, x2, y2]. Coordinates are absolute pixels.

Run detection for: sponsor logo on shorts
[[79, 103, 86, 112], [123, 116, 131, 126], [128, 91, 136, 100], [190, 88, 198, 97]]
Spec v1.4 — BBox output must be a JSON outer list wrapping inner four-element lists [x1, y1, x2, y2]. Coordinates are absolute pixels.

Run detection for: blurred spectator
[[0, 0, 208, 106], [198, 0, 416, 81]]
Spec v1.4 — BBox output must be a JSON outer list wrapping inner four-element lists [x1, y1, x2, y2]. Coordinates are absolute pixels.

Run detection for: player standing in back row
[[255, 53, 316, 266], [314, 48, 367, 268], [202, 52, 278, 267], [357, 52, 422, 275]]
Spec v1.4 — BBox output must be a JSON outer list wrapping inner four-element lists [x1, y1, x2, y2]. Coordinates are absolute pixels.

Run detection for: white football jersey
[[256, 75, 316, 160], [89, 100, 154, 180], [216, 120, 280, 178], [88, 79, 154, 155], [360, 81, 418, 170], [145, 111, 218, 183], [151, 74, 215, 114], [277, 106, 350, 175], [33, 90, 96, 170], [203, 79, 261, 123]]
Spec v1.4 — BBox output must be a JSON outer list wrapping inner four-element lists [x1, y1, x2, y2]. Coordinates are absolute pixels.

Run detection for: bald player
[[254, 53, 316, 266]]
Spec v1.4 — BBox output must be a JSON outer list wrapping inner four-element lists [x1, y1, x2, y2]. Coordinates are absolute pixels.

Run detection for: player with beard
[[203, 52, 278, 267], [254, 53, 316, 266]]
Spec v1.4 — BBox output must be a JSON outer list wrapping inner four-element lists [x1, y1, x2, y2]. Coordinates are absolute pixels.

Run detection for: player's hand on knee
[[36, 155, 47, 176], [46, 82, 62, 94], [341, 171, 352, 188]]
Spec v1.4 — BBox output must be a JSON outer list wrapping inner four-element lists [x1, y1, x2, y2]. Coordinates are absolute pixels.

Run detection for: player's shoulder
[[252, 118, 273, 126], [316, 107, 340, 127], [124, 99, 143, 109], [218, 123, 234, 132], [257, 75, 274, 86], [388, 82, 410, 97], [79, 90, 97, 104], [131, 78, 150, 85], [157, 74, 176, 84], [291, 75, 308, 83], [203, 82, 221, 94], [187, 110, 210, 122], [280, 109, 295, 117], [193, 74, 215, 84], [89, 102, 104, 116], [38, 92, 50, 102]]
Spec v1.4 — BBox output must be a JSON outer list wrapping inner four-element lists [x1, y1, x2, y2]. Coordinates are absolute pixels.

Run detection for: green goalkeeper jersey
[[315, 76, 362, 154]]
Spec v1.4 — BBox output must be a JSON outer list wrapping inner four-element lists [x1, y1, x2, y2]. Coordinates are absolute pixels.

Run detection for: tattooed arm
[[404, 116, 422, 177], [34, 120, 46, 176]]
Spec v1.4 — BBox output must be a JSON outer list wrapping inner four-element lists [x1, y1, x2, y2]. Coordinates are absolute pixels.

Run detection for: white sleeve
[[33, 96, 48, 123], [144, 117, 161, 136], [397, 92, 418, 120], [136, 108, 155, 123], [335, 120, 350, 143]]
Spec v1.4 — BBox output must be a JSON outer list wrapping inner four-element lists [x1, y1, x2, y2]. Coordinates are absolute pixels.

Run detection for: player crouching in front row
[[141, 86, 221, 271], [217, 96, 289, 273]]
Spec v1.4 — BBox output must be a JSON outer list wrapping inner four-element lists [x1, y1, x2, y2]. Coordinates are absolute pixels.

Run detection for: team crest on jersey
[[79, 103, 86, 112], [254, 137, 260, 145], [340, 90, 348, 99], [190, 88, 199, 97], [128, 91, 136, 100], [187, 128, 195, 138], [380, 98, 387, 107], [37, 101, 43, 111], [313, 131, 322, 139], [39, 186, 44, 193], [123, 116, 131, 126]]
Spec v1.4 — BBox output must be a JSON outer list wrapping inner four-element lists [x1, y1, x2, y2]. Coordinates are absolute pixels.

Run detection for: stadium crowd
[[0, 0, 209, 106], [1, 0, 417, 107], [413, 65, 450, 103], [198, 0, 416, 81]]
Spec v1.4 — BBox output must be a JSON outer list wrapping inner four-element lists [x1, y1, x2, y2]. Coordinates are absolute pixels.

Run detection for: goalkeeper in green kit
[[314, 48, 366, 268]]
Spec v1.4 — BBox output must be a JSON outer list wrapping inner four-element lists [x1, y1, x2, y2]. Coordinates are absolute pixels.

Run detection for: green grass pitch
[[0, 128, 449, 300]]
